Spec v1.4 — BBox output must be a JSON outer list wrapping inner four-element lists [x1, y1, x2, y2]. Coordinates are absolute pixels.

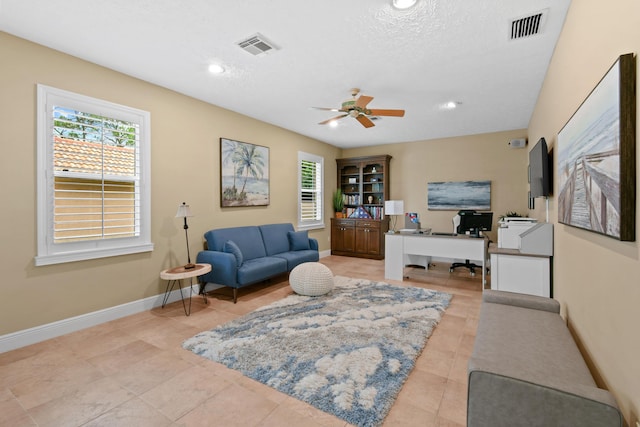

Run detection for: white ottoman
[[289, 262, 334, 296]]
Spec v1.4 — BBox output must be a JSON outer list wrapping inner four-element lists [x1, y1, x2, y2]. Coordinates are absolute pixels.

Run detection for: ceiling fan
[[314, 88, 405, 128]]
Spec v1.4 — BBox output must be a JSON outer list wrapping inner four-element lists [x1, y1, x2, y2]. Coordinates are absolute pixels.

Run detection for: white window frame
[[35, 84, 153, 266], [297, 151, 324, 230]]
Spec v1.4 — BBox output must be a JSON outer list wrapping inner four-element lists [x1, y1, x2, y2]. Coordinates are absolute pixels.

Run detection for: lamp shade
[[384, 200, 404, 215], [175, 202, 193, 218]]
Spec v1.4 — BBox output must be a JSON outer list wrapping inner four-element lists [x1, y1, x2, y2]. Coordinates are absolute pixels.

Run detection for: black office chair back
[[455, 210, 476, 234]]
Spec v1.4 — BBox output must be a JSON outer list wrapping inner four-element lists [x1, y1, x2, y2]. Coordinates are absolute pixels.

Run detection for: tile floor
[[0, 256, 484, 427]]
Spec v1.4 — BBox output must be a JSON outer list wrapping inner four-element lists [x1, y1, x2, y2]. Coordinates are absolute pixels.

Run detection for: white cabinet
[[490, 223, 553, 298], [490, 251, 551, 297]]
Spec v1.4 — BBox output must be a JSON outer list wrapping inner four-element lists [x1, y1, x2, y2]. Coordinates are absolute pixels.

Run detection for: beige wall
[[343, 130, 529, 243], [0, 29, 530, 336], [0, 32, 340, 334], [528, 0, 640, 422]]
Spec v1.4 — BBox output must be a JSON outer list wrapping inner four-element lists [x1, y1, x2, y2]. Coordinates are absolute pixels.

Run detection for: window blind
[[300, 158, 322, 222], [52, 107, 140, 243]]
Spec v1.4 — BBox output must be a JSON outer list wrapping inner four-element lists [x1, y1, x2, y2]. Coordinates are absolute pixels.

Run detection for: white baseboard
[[2, 254, 334, 354], [0, 285, 197, 354]]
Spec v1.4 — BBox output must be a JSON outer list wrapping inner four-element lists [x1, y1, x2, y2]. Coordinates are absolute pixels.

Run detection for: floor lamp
[[176, 202, 195, 269], [384, 200, 404, 233]]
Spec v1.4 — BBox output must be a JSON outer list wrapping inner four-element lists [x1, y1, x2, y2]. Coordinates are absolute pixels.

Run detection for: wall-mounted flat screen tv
[[529, 137, 550, 198]]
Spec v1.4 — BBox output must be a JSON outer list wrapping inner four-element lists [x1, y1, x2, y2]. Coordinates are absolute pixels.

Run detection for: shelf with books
[[334, 155, 391, 260]]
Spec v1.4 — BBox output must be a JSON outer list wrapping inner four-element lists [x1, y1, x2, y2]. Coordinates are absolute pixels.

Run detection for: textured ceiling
[[0, 0, 571, 148]]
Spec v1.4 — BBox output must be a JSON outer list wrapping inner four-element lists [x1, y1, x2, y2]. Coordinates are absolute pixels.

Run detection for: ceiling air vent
[[510, 10, 547, 40], [237, 33, 278, 56]]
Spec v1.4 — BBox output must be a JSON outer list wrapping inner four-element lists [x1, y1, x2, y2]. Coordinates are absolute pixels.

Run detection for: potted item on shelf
[[333, 189, 345, 218]]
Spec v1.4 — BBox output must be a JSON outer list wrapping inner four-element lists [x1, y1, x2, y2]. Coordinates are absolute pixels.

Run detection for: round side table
[[160, 263, 211, 316]]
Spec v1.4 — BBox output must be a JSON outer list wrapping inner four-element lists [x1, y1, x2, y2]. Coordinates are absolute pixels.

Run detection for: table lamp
[[176, 202, 195, 269], [384, 200, 404, 233]]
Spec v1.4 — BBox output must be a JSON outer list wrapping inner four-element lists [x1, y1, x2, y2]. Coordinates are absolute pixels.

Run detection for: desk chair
[[449, 211, 482, 276]]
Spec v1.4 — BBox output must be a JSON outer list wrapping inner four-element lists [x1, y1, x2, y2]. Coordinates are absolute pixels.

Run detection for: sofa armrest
[[309, 238, 319, 251], [195, 250, 238, 287], [483, 289, 560, 313]]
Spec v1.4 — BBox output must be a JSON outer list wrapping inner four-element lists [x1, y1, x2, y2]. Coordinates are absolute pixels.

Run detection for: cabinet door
[[356, 221, 382, 255], [366, 227, 381, 255], [491, 253, 550, 297], [355, 227, 368, 253], [332, 221, 355, 252]]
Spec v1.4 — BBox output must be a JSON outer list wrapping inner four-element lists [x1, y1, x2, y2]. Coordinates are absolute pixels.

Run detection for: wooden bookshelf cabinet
[[332, 155, 391, 259], [337, 155, 391, 220], [331, 218, 389, 259]]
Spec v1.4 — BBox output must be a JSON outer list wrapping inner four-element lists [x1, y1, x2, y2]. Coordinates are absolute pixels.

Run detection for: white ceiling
[[0, 0, 571, 148]]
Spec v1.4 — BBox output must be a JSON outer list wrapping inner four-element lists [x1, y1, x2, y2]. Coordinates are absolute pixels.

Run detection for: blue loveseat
[[196, 223, 319, 302]]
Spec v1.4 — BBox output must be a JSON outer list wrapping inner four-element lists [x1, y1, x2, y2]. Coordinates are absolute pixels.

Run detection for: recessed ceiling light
[[208, 64, 225, 74], [392, 0, 417, 10], [440, 101, 461, 110], [329, 120, 339, 128]]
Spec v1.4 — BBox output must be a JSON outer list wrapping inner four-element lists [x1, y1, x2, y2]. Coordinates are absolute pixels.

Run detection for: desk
[[160, 263, 211, 316], [385, 233, 488, 287]]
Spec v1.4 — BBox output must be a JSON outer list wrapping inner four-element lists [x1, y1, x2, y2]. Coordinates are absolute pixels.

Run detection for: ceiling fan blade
[[318, 114, 348, 125], [368, 109, 405, 117], [355, 95, 373, 109], [312, 107, 342, 112], [356, 114, 375, 128]]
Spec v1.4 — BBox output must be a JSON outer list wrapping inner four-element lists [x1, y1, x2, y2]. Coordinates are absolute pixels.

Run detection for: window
[[36, 85, 153, 266], [297, 151, 324, 230]]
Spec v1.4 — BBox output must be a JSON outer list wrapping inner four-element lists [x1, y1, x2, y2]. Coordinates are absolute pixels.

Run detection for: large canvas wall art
[[557, 53, 636, 241], [220, 138, 269, 207], [427, 180, 491, 211]]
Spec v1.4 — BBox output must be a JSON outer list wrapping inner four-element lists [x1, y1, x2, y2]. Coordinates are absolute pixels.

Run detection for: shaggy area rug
[[182, 276, 451, 427]]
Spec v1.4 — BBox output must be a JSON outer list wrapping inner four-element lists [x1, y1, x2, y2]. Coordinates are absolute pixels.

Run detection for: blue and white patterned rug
[[182, 276, 451, 427]]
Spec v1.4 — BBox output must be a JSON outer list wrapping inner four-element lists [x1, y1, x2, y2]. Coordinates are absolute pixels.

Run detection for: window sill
[[297, 222, 325, 231], [35, 242, 154, 266]]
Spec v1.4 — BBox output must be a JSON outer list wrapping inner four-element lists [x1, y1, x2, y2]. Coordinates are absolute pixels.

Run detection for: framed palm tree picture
[[220, 138, 269, 207]]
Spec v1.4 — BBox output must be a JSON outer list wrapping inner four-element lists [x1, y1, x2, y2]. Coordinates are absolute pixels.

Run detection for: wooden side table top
[[160, 263, 211, 280]]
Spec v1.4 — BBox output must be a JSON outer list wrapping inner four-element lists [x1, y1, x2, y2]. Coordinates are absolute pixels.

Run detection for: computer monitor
[[457, 211, 493, 237]]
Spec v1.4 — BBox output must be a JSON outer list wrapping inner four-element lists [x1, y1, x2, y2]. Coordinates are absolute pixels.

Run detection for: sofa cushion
[[288, 230, 310, 251], [273, 249, 319, 270], [237, 256, 288, 285], [204, 226, 267, 261], [259, 223, 295, 255], [473, 302, 595, 388], [224, 240, 243, 267]]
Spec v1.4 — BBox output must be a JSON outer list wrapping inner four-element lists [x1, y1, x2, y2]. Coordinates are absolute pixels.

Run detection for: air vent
[[510, 10, 547, 40], [237, 33, 278, 56]]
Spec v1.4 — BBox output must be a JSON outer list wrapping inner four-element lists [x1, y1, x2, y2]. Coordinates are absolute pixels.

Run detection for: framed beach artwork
[[220, 138, 270, 207], [427, 180, 491, 211], [557, 53, 636, 241]]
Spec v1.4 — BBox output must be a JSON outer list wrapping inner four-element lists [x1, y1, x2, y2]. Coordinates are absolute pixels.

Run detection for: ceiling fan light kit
[[392, 0, 417, 10], [315, 88, 405, 129]]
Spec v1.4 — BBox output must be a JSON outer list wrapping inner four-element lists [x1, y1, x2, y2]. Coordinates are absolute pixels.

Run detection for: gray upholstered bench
[[467, 290, 622, 427]]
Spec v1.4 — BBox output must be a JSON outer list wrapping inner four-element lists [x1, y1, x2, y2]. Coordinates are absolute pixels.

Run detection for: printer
[[497, 217, 537, 249]]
